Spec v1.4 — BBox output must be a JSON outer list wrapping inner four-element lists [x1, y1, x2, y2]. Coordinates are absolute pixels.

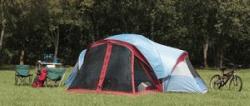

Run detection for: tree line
[[0, 0, 250, 68]]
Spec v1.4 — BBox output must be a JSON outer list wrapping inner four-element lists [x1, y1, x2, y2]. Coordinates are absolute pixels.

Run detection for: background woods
[[0, 0, 250, 67]]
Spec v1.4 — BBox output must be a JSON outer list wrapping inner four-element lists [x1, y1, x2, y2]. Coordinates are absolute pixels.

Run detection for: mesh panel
[[186, 57, 207, 90], [102, 45, 132, 92], [69, 44, 107, 89], [134, 58, 155, 91], [186, 58, 200, 78]]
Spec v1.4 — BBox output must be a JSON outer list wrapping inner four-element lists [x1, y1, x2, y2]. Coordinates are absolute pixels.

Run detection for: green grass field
[[0, 67, 249, 106]]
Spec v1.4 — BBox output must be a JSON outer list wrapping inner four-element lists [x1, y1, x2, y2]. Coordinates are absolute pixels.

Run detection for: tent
[[66, 34, 208, 94]]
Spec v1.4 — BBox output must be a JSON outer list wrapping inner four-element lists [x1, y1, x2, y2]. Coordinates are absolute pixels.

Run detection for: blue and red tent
[[66, 34, 207, 94]]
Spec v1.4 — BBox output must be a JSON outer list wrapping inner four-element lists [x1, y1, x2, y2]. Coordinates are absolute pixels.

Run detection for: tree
[[4, 0, 50, 64], [0, 0, 13, 51], [213, 0, 248, 67]]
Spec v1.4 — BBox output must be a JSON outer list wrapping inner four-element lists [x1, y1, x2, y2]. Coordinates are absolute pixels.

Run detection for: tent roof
[[106, 34, 186, 79], [77, 34, 186, 79]]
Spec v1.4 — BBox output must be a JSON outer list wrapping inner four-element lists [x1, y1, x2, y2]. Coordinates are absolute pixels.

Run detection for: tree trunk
[[0, 19, 6, 50], [219, 50, 224, 68], [203, 38, 209, 68], [54, 28, 59, 60], [90, 14, 96, 42], [19, 49, 25, 65], [150, 16, 155, 40]]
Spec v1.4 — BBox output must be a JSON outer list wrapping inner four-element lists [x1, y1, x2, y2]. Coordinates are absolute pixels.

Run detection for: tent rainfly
[[65, 34, 208, 94]]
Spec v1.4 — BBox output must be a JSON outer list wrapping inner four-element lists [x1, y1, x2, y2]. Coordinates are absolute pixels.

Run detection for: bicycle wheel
[[229, 75, 243, 92], [210, 74, 222, 89]]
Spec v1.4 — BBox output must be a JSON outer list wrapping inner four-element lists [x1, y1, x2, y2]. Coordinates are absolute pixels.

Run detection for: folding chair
[[46, 67, 66, 87], [15, 65, 33, 85]]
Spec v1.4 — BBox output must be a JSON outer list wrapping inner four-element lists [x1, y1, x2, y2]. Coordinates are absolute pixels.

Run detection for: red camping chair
[[32, 67, 47, 88]]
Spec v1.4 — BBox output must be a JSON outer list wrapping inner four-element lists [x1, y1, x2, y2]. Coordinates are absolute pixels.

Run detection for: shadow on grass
[[0, 64, 15, 71]]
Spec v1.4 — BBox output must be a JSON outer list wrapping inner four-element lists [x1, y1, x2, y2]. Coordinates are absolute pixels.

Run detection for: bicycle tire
[[229, 75, 243, 92], [210, 74, 222, 89]]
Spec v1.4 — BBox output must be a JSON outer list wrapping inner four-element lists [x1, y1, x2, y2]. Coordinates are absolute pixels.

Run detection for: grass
[[0, 67, 249, 106]]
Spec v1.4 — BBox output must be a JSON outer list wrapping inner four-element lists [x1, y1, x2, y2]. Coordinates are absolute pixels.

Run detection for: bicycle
[[209, 63, 243, 92]]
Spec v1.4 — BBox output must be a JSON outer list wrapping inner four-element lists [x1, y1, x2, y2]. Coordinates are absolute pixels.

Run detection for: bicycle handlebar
[[226, 63, 242, 68]]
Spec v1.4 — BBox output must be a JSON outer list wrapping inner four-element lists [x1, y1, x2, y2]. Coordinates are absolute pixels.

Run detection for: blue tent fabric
[[194, 77, 208, 93], [65, 50, 86, 87], [163, 75, 206, 93], [66, 34, 207, 93], [78, 50, 86, 70], [65, 62, 78, 87]]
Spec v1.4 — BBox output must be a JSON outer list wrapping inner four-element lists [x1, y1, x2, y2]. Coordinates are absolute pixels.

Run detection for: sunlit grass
[[0, 67, 249, 106]]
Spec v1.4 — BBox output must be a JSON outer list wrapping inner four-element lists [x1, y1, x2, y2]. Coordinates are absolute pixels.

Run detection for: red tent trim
[[67, 89, 160, 96], [97, 43, 112, 92], [171, 52, 188, 73], [130, 54, 135, 93]]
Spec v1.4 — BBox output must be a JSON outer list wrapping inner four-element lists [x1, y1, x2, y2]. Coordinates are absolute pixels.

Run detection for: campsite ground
[[0, 66, 249, 106]]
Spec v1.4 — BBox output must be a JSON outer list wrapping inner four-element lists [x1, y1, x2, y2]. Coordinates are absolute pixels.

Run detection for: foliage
[[0, 0, 250, 67]]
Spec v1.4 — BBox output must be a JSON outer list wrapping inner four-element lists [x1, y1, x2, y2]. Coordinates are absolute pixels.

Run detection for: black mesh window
[[69, 44, 107, 89], [134, 58, 154, 91], [186, 57, 200, 78], [186, 57, 207, 88], [102, 45, 132, 92]]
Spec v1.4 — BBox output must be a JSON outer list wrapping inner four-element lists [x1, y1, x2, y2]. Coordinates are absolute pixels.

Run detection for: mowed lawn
[[0, 66, 249, 106]]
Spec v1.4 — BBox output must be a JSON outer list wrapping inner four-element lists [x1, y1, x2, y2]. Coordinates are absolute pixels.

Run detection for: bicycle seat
[[220, 67, 227, 71]]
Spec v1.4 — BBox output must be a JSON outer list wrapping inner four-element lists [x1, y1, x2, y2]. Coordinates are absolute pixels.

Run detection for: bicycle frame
[[218, 68, 237, 88], [210, 63, 243, 91]]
